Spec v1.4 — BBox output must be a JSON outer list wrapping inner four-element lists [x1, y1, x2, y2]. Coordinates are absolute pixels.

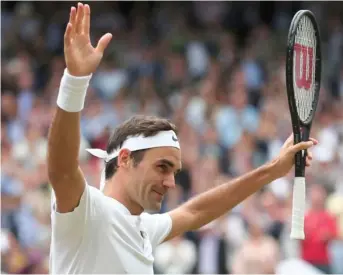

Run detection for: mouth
[[153, 190, 164, 200]]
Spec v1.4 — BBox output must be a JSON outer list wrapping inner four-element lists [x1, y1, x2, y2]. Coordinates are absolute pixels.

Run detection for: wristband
[[57, 69, 92, 112]]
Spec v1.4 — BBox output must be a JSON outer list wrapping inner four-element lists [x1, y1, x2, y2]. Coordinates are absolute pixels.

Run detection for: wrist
[[265, 159, 282, 182], [65, 68, 93, 79], [57, 69, 92, 112]]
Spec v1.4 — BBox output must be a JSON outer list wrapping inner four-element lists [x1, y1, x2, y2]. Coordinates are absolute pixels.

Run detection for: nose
[[162, 174, 176, 189]]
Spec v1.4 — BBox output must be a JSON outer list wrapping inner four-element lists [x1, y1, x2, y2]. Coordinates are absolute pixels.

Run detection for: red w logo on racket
[[294, 43, 313, 90]]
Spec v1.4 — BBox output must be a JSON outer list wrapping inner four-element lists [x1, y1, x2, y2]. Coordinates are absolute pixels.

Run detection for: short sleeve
[[51, 184, 104, 236], [140, 213, 172, 250]]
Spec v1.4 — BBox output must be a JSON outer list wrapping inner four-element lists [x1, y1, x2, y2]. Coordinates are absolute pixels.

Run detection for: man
[[47, 3, 317, 274], [301, 184, 338, 273]]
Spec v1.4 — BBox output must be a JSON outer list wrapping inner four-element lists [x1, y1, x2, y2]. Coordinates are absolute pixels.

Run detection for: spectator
[[231, 210, 280, 274], [301, 184, 338, 273], [154, 235, 197, 274]]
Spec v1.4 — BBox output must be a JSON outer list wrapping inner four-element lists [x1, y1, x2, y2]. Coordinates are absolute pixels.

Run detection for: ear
[[117, 149, 132, 168]]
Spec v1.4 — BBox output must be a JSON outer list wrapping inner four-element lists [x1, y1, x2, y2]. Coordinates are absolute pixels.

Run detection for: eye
[[174, 170, 181, 177], [158, 164, 168, 174]]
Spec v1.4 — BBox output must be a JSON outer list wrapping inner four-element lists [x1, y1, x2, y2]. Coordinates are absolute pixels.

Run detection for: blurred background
[[1, 1, 343, 274]]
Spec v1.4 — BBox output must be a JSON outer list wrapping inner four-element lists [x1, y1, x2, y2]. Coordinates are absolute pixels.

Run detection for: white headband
[[86, 130, 180, 191]]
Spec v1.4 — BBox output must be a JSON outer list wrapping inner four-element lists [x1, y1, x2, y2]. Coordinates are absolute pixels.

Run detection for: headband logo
[[172, 135, 178, 142]]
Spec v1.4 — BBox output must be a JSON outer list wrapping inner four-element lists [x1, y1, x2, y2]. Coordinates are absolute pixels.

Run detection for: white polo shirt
[[49, 184, 172, 274]]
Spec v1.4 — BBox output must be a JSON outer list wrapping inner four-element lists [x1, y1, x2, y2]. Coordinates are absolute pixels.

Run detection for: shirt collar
[[112, 199, 132, 215]]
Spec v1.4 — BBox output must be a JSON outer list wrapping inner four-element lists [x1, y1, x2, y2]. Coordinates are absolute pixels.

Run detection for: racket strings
[[293, 16, 317, 123]]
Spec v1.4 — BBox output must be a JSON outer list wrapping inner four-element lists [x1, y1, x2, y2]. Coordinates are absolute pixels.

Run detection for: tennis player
[[48, 3, 317, 274]]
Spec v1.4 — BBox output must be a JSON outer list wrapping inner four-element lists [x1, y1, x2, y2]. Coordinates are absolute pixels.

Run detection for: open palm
[[64, 3, 112, 76]]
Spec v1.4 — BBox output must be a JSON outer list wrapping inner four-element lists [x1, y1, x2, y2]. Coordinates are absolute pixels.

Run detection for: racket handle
[[290, 177, 306, 240]]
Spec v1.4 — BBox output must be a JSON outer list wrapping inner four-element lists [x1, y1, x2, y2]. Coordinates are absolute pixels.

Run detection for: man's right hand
[[64, 3, 112, 77], [270, 134, 317, 179]]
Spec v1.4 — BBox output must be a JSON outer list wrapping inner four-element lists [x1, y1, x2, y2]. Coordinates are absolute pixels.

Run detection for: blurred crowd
[[1, 1, 343, 274]]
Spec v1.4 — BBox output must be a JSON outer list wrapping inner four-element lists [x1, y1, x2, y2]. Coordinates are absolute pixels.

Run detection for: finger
[[305, 153, 312, 166], [83, 4, 90, 37], [96, 33, 113, 54], [287, 133, 294, 142], [75, 2, 84, 34], [64, 23, 73, 48], [306, 159, 311, 167], [291, 141, 314, 154], [69, 6, 77, 36], [307, 151, 313, 160], [282, 133, 294, 148], [309, 137, 319, 145]]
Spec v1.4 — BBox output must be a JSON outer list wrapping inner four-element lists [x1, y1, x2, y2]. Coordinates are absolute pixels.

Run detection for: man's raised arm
[[47, 3, 112, 213], [165, 135, 317, 240]]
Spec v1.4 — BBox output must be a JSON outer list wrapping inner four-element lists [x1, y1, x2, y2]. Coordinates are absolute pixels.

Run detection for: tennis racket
[[286, 10, 322, 240]]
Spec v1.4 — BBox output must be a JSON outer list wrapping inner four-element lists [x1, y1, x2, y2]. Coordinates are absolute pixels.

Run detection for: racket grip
[[290, 177, 306, 240]]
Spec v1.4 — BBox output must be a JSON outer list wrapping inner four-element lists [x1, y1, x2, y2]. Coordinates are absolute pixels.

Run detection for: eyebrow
[[158, 159, 181, 173]]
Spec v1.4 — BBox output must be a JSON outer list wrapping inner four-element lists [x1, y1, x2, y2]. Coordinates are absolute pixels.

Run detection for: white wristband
[[57, 69, 92, 112]]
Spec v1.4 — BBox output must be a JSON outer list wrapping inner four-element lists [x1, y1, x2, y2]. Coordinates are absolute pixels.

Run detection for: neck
[[250, 233, 262, 241], [103, 174, 144, 215], [311, 204, 324, 211]]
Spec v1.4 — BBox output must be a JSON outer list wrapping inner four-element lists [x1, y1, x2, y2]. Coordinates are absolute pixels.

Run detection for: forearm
[[181, 161, 276, 230], [47, 108, 81, 179], [47, 70, 91, 194]]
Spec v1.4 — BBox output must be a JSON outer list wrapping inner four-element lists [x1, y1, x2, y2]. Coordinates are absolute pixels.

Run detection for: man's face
[[127, 147, 182, 212], [309, 184, 326, 209]]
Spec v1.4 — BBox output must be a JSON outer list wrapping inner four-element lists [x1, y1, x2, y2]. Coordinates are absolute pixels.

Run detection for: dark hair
[[105, 115, 177, 180]]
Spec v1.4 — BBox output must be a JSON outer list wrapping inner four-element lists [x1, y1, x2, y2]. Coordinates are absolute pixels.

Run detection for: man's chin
[[144, 201, 162, 213]]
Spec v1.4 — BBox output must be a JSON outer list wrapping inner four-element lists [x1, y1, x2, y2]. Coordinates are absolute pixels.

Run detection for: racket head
[[286, 10, 322, 133]]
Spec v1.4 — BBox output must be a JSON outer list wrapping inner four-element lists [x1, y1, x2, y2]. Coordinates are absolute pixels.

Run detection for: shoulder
[[140, 212, 172, 227], [140, 212, 172, 248], [51, 183, 106, 227]]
